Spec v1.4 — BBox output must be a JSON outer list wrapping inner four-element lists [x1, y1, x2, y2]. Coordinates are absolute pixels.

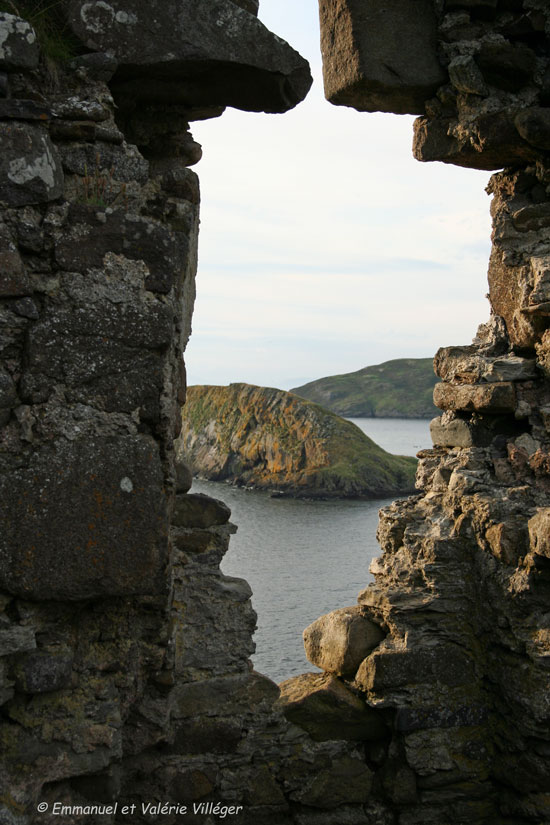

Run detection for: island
[[179, 383, 417, 498], [291, 358, 438, 418]]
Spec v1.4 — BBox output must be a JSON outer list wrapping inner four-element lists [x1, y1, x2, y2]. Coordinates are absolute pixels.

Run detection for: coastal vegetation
[[179, 383, 417, 498], [291, 358, 438, 419], [0, 1, 77, 64]]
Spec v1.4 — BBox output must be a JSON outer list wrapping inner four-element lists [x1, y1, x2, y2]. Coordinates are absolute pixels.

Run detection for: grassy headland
[[291, 358, 437, 419], [179, 383, 417, 499]]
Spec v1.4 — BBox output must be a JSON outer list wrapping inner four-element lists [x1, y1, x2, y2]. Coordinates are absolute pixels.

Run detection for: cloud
[[187, 0, 494, 388]]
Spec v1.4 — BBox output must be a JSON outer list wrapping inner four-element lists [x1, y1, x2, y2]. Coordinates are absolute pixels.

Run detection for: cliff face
[[180, 383, 417, 497], [291, 358, 438, 419]]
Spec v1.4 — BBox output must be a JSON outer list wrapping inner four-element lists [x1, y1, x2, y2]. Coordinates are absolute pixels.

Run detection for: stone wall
[[0, 4, 371, 824], [296, 0, 550, 822]]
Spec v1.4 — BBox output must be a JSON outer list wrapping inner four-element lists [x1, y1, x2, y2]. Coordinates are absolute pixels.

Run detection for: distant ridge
[[291, 358, 437, 419]]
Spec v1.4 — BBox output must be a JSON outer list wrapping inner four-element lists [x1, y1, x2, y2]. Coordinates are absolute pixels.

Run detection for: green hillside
[[291, 358, 437, 419], [180, 383, 417, 499]]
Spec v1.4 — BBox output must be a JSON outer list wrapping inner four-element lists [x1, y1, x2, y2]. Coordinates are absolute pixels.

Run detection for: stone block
[[475, 40, 536, 92], [55, 207, 187, 293], [528, 508, 550, 560], [169, 768, 216, 803], [170, 717, 244, 754], [175, 459, 193, 493], [318, 0, 445, 115], [13, 647, 73, 693], [277, 672, 387, 741], [0, 435, 169, 600], [173, 672, 279, 718], [0, 625, 35, 656], [433, 382, 516, 414], [303, 606, 384, 678], [379, 761, 417, 805], [430, 414, 475, 448], [0, 14, 39, 70], [0, 224, 32, 297], [25, 299, 172, 414], [435, 346, 537, 384], [430, 411, 520, 449], [0, 369, 17, 425], [172, 493, 231, 528], [58, 140, 148, 182], [69, 52, 119, 82], [49, 119, 97, 141], [0, 122, 64, 206], [355, 645, 475, 692], [515, 108, 550, 151], [486, 521, 526, 566], [395, 703, 489, 733], [229, 0, 259, 13], [414, 111, 539, 171], [0, 100, 50, 121], [448, 55, 487, 96], [67, 0, 312, 115], [296, 755, 373, 808], [292, 807, 371, 825]]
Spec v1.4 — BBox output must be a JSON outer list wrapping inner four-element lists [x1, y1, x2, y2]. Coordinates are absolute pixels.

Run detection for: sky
[[185, 0, 493, 390]]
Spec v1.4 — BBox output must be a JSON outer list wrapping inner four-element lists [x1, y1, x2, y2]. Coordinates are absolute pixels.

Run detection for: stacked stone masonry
[[2, 0, 550, 823]]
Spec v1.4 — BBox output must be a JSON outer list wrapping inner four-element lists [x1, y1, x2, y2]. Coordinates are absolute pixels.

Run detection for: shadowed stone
[[172, 493, 231, 528], [0, 14, 39, 71], [475, 40, 536, 93], [297, 755, 374, 809], [355, 645, 475, 692], [0, 435, 169, 600], [55, 207, 187, 293], [413, 111, 540, 171], [66, 0, 312, 115], [277, 672, 387, 741], [0, 625, 35, 656], [433, 382, 516, 414], [303, 606, 384, 678], [13, 647, 73, 693], [0, 226, 32, 297], [0, 122, 63, 206], [318, 0, 445, 115], [515, 108, 550, 151]]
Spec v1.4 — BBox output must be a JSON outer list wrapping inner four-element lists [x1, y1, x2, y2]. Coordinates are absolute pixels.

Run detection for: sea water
[[192, 418, 431, 683]]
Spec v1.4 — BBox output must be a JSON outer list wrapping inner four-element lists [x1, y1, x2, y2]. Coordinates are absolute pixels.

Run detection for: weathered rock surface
[[0, 7, 365, 825], [318, 0, 445, 115], [278, 672, 387, 742], [0, 435, 169, 600], [179, 383, 417, 498], [0, 13, 39, 70], [320, 0, 550, 170], [312, 2, 550, 823], [0, 121, 63, 206], [67, 0, 313, 115], [303, 606, 385, 677]]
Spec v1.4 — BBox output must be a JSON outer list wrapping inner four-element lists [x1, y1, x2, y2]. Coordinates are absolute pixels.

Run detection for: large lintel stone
[[67, 0, 312, 114], [318, 0, 446, 115]]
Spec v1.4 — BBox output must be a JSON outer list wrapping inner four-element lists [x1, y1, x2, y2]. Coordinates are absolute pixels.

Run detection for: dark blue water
[[192, 418, 431, 683]]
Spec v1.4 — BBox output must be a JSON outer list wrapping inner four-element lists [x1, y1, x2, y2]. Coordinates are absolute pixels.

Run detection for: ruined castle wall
[[295, 1, 550, 822]]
